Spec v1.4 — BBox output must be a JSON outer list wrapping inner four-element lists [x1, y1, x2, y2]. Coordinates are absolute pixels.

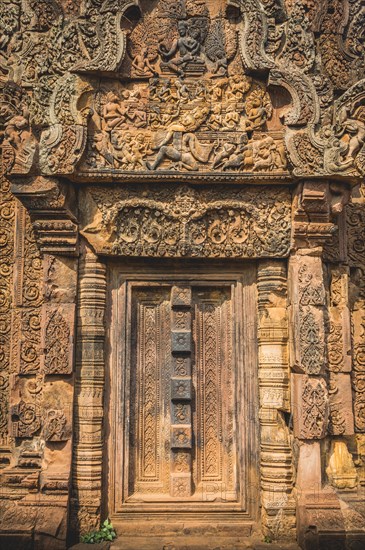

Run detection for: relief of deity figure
[[212, 141, 237, 169], [175, 79, 191, 103], [158, 20, 205, 77], [4, 110, 30, 148], [335, 106, 365, 159], [103, 92, 130, 131], [131, 47, 158, 78], [253, 135, 287, 171], [146, 104, 211, 171], [245, 87, 273, 130], [3, 106, 36, 171], [158, 79, 180, 103], [111, 131, 152, 170], [90, 132, 114, 167], [207, 104, 223, 130], [220, 135, 254, 171], [323, 135, 354, 173], [222, 104, 241, 130], [147, 132, 213, 171], [226, 75, 251, 103], [103, 90, 147, 131], [210, 78, 228, 102]]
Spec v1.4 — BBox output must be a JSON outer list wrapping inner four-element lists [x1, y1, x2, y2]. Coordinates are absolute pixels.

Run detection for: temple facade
[[0, 1, 365, 549]]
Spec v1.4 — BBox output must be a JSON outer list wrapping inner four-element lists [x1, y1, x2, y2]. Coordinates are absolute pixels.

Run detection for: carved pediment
[[67, 0, 290, 181], [1, 0, 365, 184]]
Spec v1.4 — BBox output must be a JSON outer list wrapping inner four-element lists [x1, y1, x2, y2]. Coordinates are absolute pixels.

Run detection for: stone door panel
[[109, 268, 258, 522], [127, 283, 236, 504]]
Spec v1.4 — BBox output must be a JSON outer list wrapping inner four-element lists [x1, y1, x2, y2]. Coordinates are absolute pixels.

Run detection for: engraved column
[[257, 261, 295, 540], [72, 247, 107, 535]]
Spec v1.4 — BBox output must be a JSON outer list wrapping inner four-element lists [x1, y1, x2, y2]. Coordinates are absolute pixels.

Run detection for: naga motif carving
[[81, 185, 291, 259]]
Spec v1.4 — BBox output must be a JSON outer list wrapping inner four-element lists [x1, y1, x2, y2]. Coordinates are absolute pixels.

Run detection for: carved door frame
[[105, 261, 260, 530]]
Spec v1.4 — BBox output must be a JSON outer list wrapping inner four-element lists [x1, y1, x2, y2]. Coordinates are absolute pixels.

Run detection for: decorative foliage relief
[[81, 185, 291, 259], [0, 173, 15, 444]]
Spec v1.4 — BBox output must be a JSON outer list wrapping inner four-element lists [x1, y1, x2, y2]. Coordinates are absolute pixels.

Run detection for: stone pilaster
[[290, 181, 365, 548], [257, 261, 296, 540], [71, 246, 107, 537]]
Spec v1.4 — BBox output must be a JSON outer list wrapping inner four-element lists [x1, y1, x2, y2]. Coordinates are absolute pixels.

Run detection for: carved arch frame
[[71, 248, 295, 539]]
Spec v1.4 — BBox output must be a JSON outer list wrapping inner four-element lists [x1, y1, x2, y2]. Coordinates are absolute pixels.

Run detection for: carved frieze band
[[80, 185, 291, 259]]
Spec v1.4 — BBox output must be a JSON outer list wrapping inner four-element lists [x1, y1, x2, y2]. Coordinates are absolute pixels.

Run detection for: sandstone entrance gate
[[1, 1, 365, 549], [107, 265, 258, 534]]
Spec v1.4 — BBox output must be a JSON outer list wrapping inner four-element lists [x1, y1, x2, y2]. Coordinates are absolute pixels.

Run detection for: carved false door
[[119, 281, 244, 511]]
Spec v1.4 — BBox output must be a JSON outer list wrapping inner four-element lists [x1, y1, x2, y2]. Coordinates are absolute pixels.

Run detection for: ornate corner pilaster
[[0, 177, 77, 544], [290, 180, 354, 442], [290, 179, 360, 547], [0, 169, 15, 466]]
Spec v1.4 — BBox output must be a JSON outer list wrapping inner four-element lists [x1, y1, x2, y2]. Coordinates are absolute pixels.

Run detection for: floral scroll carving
[[0, 175, 15, 443], [81, 185, 291, 259], [347, 203, 365, 267], [299, 309, 325, 376], [293, 375, 329, 440], [352, 311, 365, 432], [44, 307, 74, 376]]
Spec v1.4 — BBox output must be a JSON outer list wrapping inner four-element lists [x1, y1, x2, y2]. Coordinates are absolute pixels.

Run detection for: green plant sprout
[[81, 519, 117, 544]]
